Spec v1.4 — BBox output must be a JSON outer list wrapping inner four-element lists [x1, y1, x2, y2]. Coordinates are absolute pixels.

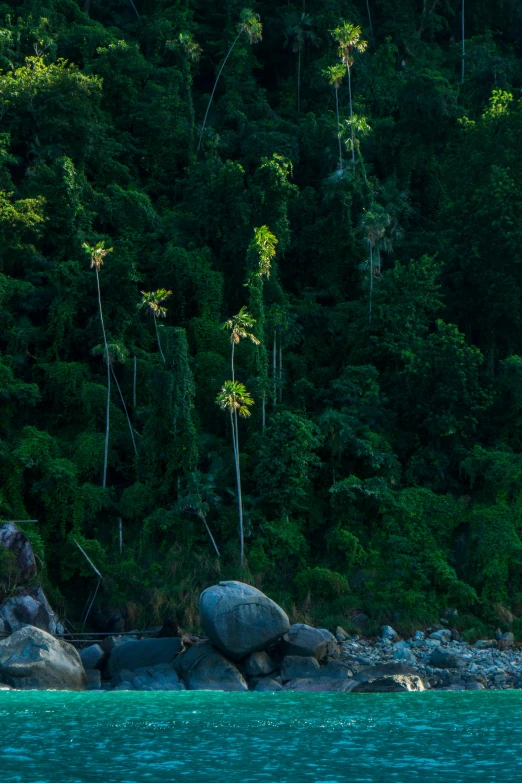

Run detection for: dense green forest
[[2, 0, 522, 634]]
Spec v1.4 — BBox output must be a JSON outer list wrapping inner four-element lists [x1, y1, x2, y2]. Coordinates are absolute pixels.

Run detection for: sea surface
[[1, 690, 521, 782]]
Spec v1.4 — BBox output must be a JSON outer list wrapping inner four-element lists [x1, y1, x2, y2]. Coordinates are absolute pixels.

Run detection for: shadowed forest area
[[1, 0, 522, 637]]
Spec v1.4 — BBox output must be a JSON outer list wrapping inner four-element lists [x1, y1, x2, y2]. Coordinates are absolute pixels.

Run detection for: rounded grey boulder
[[0, 626, 87, 690], [199, 581, 290, 660], [281, 624, 337, 661]]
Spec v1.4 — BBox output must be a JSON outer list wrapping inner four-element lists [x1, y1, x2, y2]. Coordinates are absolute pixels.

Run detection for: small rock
[[80, 644, 105, 671], [380, 625, 398, 642], [244, 651, 276, 677], [335, 626, 348, 642], [430, 629, 452, 644], [473, 640, 498, 649], [392, 648, 415, 663], [442, 609, 458, 619], [175, 641, 248, 691], [466, 681, 485, 690], [414, 631, 425, 641], [352, 674, 425, 693], [284, 677, 356, 692]]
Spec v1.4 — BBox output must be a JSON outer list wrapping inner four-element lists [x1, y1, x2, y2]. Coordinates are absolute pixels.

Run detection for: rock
[[351, 612, 370, 630], [243, 651, 276, 677], [281, 624, 337, 661], [113, 681, 135, 690], [175, 641, 248, 691], [107, 637, 183, 677], [430, 648, 466, 669], [0, 682, 13, 690], [392, 648, 416, 663], [101, 635, 137, 654], [429, 629, 452, 644], [414, 631, 425, 641], [473, 640, 497, 649], [442, 609, 458, 619], [80, 644, 105, 671], [284, 677, 357, 692], [392, 640, 409, 650], [0, 626, 87, 690], [321, 660, 354, 679], [199, 581, 290, 661], [335, 626, 348, 641], [466, 681, 485, 690], [86, 669, 101, 690], [253, 677, 283, 692], [0, 522, 37, 583], [497, 632, 514, 647], [425, 639, 441, 647], [280, 656, 320, 682], [353, 663, 419, 683], [352, 674, 425, 693], [380, 625, 398, 642], [0, 586, 56, 635]]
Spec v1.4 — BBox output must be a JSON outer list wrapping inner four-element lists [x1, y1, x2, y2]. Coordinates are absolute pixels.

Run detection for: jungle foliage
[[1, 0, 522, 633]]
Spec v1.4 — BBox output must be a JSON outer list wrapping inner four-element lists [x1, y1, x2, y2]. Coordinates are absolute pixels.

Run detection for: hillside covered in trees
[[1, 0, 522, 635]]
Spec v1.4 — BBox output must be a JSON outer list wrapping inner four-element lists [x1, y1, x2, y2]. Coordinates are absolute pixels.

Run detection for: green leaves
[[216, 380, 254, 418]]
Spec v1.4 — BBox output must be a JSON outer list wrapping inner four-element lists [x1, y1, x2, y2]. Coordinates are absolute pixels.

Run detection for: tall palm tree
[[83, 241, 113, 488], [221, 306, 260, 385], [461, 0, 465, 84], [283, 12, 320, 113], [332, 22, 368, 169], [360, 207, 391, 324], [138, 289, 172, 364], [176, 471, 221, 557], [324, 64, 345, 171], [93, 341, 137, 456], [167, 33, 202, 155], [216, 380, 254, 567], [197, 9, 262, 152]]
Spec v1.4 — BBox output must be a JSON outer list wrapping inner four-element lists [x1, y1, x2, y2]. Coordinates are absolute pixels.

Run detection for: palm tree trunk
[[95, 267, 110, 489], [197, 31, 242, 152], [262, 391, 266, 430], [110, 365, 137, 455], [347, 65, 355, 169], [369, 242, 373, 325], [231, 341, 235, 384], [365, 0, 375, 50], [335, 85, 343, 171], [133, 355, 137, 416], [273, 329, 277, 404], [154, 317, 166, 363], [461, 0, 465, 84], [297, 45, 301, 113], [230, 411, 244, 567], [200, 513, 221, 557], [279, 343, 283, 403]]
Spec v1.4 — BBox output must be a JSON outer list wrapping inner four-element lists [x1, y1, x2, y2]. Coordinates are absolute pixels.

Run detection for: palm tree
[[216, 380, 254, 566], [360, 207, 392, 324], [461, 0, 465, 84], [197, 9, 262, 152], [138, 289, 172, 364], [167, 33, 202, 155], [221, 306, 260, 385], [83, 241, 113, 488], [324, 64, 345, 171], [283, 12, 320, 113], [332, 22, 368, 169], [93, 341, 137, 456], [176, 471, 221, 557]]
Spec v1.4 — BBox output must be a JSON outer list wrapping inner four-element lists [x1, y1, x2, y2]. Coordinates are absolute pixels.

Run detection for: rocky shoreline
[[1, 579, 521, 693]]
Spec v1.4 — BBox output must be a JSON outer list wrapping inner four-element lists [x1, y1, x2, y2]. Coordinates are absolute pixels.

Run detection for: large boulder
[[80, 644, 105, 671], [253, 677, 282, 692], [284, 677, 357, 692], [0, 522, 37, 583], [0, 626, 87, 690], [430, 648, 466, 669], [352, 674, 425, 693], [281, 624, 337, 661], [199, 581, 290, 660], [280, 656, 320, 682], [107, 637, 183, 677], [353, 663, 420, 683], [0, 586, 56, 634], [175, 641, 248, 691]]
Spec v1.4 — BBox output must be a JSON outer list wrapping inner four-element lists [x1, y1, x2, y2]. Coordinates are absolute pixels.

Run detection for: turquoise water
[[1, 691, 521, 782]]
